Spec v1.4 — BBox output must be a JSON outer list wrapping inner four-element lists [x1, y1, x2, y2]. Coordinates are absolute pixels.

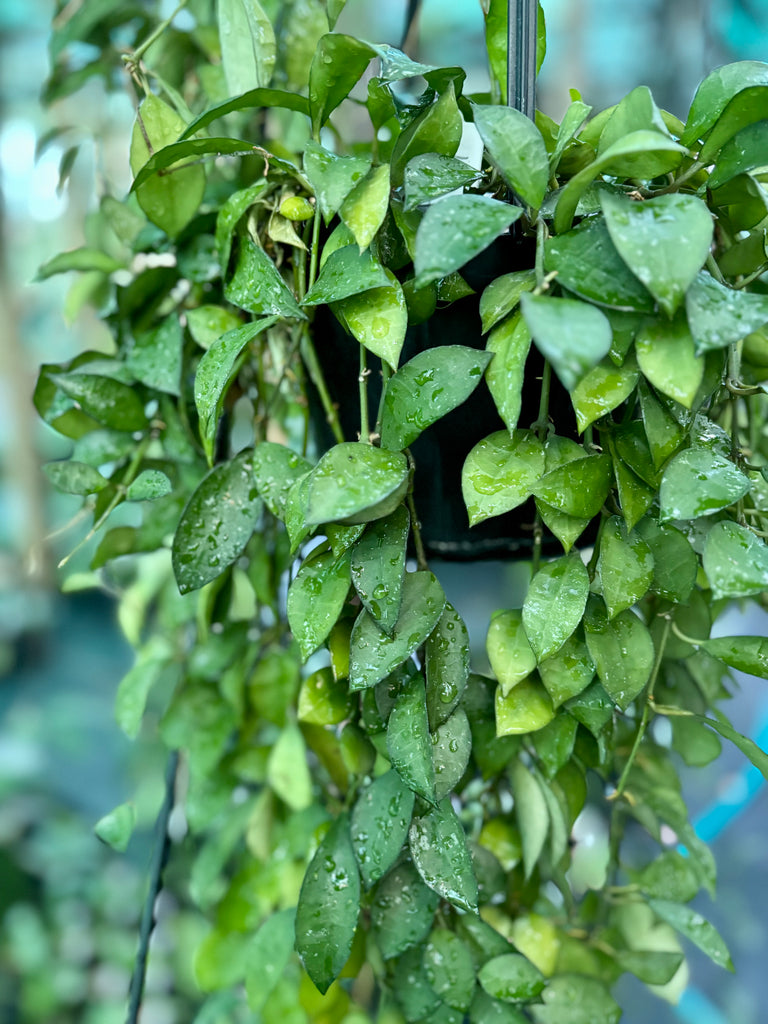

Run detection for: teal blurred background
[[1, 1, 768, 1021]]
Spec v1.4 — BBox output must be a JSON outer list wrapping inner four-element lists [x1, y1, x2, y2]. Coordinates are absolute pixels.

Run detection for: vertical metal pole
[[507, 0, 537, 119]]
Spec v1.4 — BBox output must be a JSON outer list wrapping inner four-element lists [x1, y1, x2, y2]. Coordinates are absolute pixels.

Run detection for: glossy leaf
[[495, 678, 555, 737], [635, 314, 704, 408], [709, 119, 768, 189], [584, 600, 654, 710], [686, 270, 768, 353], [340, 163, 391, 250], [371, 860, 439, 959], [485, 314, 532, 432], [530, 975, 620, 1024], [479, 953, 545, 1003], [267, 723, 312, 810], [387, 674, 437, 804], [350, 506, 408, 635], [351, 770, 415, 888], [614, 950, 684, 986], [303, 142, 371, 223], [218, 0, 276, 95], [472, 103, 549, 209], [172, 450, 262, 594], [245, 909, 295, 1012], [288, 549, 351, 660], [659, 447, 750, 521], [253, 441, 311, 519], [696, 712, 768, 780], [462, 429, 544, 527], [432, 709, 472, 801], [50, 373, 147, 431], [470, 990, 529, 1024], [305, 443, 409, 526], [424, 929, 476, 1011], [225, 236, 304, 318], [393, 947, 442, 1021], [380, 345, 492, 451], [565, 680, 614, 738], [682, 60, 768, 146], [336, 274, 407, 370], [649, 899, 733, 971], [635, 518, 698, 603], [414, 194, 523, 289], [390, 82, 464, 185], [598, 86, 680, 177], [303, 245, 391, 305], [597, 516, 654, 619], [480, 270, 537, 333], [404, 154, 481, 211], [700, 84, 768, 161], [523, 555, 590, 662], [613, 456, 655, 532], [295, 814, 361, 993], [179, 88, 309, 141], [298, 667, 354, 725], [550, 99, 593, 173], [533, 713, 578, 778], [637, 382, 688, 468], [425, 603, 470, 730], [571, 354, 639, 433], [521, 293, 612, 392], [703, 521, 768, 597], [128, 315, 182, 396], [349, 571, 446, 690], [126, 470, 172, 502], [510, 759, 549, 877], [43, 460, 108, 495], [308, 34, 374, 135], [487, 609, 537, 696], [533, 452, 611, 519], [538, 633, 595, 707], [700, 635, 768, 679], [409, 798, 479, 913]]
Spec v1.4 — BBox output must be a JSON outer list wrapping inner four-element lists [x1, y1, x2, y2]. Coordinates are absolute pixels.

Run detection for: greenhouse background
[[1, 1, 768, 1021]]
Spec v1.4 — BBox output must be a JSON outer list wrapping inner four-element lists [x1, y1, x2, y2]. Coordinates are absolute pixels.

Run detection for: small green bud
[[279, 195, 315, 221]]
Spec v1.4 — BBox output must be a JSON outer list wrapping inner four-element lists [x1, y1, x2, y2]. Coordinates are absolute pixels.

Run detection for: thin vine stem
[[124, 0, 190, 69], [374, 361, 391, 439], [359, 345, 370, 442]]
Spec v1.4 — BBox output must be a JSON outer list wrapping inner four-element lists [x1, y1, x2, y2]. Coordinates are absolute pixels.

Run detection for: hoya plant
[[36, 0, 768, 1021]]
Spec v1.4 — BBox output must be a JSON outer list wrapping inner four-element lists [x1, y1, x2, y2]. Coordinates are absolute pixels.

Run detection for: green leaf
[[387, 674, 437, 804], [50, 373, 147, 431], [393, 947, 442, 1021], [635, 314, 704, 408], [224, 236, 304, 318], [543, 217, 654, 313], [470, 989, 529, 1024], [308, 33, 375, 135], [534, 453, 612, 520], [425, 603, 470, 730], [530, 975, 620, 1024], [334, 273, 407, 370], [371, 860, 439, 960], [495, 678, 555, 737], [597, 516, 654, 619], [550, 99, 593, 173], [287, 549, 351, 660], [686, 271, 768, 353], [671, 715, 723, 767], [94, 802, 136, 853], [298, 667, 354, 725], [129, 94, 205, 236], [391, 82, 464, 185], [699, 84, 768, 162], [339, 163, 390, 250], [128, 315, 183, 396], [510, 759, 549, 878], [485, 314, 532, 433], [409, 798, 479, 914], [533, 713, 578, 778], [472, 103, 549, 209], [126, 470, 172, 501], [583, 599, 654, 710], [538, 633, 595, 707], [380, 345, 493, 451], [414, 194, 523, 289], [480, 270, 537, 333], [612, 457, 655, 532], [351, 770, 415, 889], [521, 294, 612, 392], [43, 460, 108, 495], [462, 429, 544, 527], [245, 909, 295, 1012], [304, 141, 371, 223], [295, 814, 361, 993], [659, 447, 750, 521], [571, 354, 639, 434], [35, 246, 124, 280], [682, 60, 768, 146], [172, 450, 262, 594], [218, 0, 276, 95], [634, 518, 697, 603], [350, 507, 408, 634], [303, 245, 391, 305], [115, 651, 170, 739], [195, 318, 278, 464], [695, 711, 768, 781], [637, 382, 687, 468], [700, 635, 768, 679], [403, 154, 481, 211], [598, 86, 679, 177], [648, 899, 733, 971], [305, 443, 409, 526], [253, 441, 311, 519], [432, 709, 472, 801], [424, 929, 477, 1011], [614, 950, 683, 986], [478, 953, 545, 1003], [704, 521, 768, 597], [349, 571, 445, 690], [709, 119, 768, 189], [179, 88, 309, 141], [565, 681, 614, 739], [636, 849, 700, 902], [600, 192, 713, 316], [267, 722, 312, 810], [487, 610, 536, 696]]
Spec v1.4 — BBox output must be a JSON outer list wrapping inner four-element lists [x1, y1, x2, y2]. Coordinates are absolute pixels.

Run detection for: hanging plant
[[36, 0, 768, 1021]]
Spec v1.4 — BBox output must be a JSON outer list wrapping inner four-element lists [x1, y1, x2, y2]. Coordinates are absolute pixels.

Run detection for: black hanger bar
[[507, 0, 537, 119]]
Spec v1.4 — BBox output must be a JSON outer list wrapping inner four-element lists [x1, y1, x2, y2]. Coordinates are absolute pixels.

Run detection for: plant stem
[[359, 345, 370, 442], [125, 0, 189, 67], [706, 252, 726, 285], [647, 159, 706, 196], [535, 216, 546, 287], [374, 361, 391, 439], [125, 750, 179, 1024], [406, 492, 429, 571]]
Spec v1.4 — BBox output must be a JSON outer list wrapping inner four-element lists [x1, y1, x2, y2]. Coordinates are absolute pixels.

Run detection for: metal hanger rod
[[507, 0, 537, 119]]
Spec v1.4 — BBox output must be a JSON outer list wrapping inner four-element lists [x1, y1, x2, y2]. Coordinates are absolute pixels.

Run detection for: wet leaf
[[686, 270, 768, 353], [635, 314, 704, 408], [636, 850, 701, 902], [351, 770, 415, 889], [387, 674, 437, 804], [533, 713, 578, 778], [371, 861, 439, 959], [267, 722, 312, 810], [470, 989, 529, 1024], [479, 953, 545, 1002], [703, 520, 768, 597], [380, 345, 493, 451], [510, 759, 549, 878], [538, 633, 595, 707], [128, 315, 183, 396], [303, 141, 371, 223], [404, 154, 481, 211], [349, 571, 445, 690], [172, 450, 262, 594], [709, 119, 768, 189], [340, 163, 390, 250], [530, 974, 620, 1024], [218, 0, 276, 95], [635, 518, 697, 603], [486, 610, 536, 696], [288, 548, 351, 660], [224, 236, 304, 318], [570, 354, 639, 433], [94, 802, 135, 853], [597, 516, 654, 619], [303, 245, 391, 304], [298, 667, 354, 725], [126, 470, 172, 501], [253, 441, 311, 519], [682, 60, 768, 147], [523, 555, 590, 661], [245, 908, 295, 1012], [409, 798, 479, 913], [614, 950, 684, 986], [424, 929, 476, 1011], [649, 899, 733, 971], [696, 712, 768, 780], [462, 429, 544, 526], [480, 270, 537, 333], [295, 813, 361, 994], [699, 84, 768, 161], [308, 33, 374, 135], [393, 947, 442, 1021], [659, 447, 750, 521], [521, 293, 612, 392], [49, 372, 147, 431], [533, 452, 612, 519], [472, 103, 549, 209], [306, 443, 408, 526], [700, 635, 768, 679], [425, 603, 470, 730], [335, 273, 407, 369], [583, 599, 654, 710], [414, 194, 523, 289], [43, 460, 108, 495], [432, 709, 472, 801], [351, 506, 409, 634], [485, 314, 532, 432], [391, 82, 464, 185], [495, 678, 555, 736]]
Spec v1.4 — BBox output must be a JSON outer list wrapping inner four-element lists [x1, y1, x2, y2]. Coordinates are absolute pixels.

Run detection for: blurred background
[[1, 1, 768, 1022]]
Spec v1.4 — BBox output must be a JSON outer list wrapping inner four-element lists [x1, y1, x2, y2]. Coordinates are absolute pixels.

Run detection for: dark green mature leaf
[[380, 345, 492, 451], [478, 953, 545, 1002], [393, 947, 442, 1021], [550, 99, 593, 173], [538, 633, 595, 707], [584, 599, 654, 710], [521, 293, 612, 392], [252, 441, 311, 518], [480, 270, 537, 333], [709, 119, 768, 189], [533, 713, 578, 778], [485, 314, 532, 432], [335, 273, 407, 369], [636, 849, 700, 902], [303, 141, 371, 222], [350, 506, 408, 634], [426, 604, 470, 729], [409, 798, 479, 913], [598, 86, 680, 176], [571, 355, 639, 434], [371, 860, 439, 959], [225, 236, 304, 318], [659, 447, 750, 521], [414, 195, 522, 289], [696, 712, 768, 780], [597, 516, 654, 619], [172, 450, 262, 594], [635, 519, 697, 603], [387, 674, 437, 803], [351, 770, 415, 889], [128, 314, 183, 397], [533, 454, 612, 519], [682, 60, 768, 146], [245, 909, 295, 1012], [432, 709, 472, 801], [424, 929, 477, 1011], [43, 460, 108, 495], [50, 372, 147, 431], [686, 271, 768, 353], [700, 635, 768, 678], [703, 521, 768, 597], [126, 470, 172, 501], [179, 88, 309, 141], [700, 84, 768, 161], [35, 246, 124, 280], [470, 989, 529, 1024], [390, 82, 464, 185], [305, 443, 409, 526], [195, 318, 278, 464], [218, 0, 275, 95], [404, 154, 482, 211], [510, 759, 549, 877], [462, 429, 544, 526], [523, 555, 589, 662], [649, 898, 733, 971], [495, 677, 555, 736], [287, 549, 351, 660], [638, 383, 688, 469], [295, 814, 361, 993], [349, 571, 446, 690], [530, 975, 620, 1024], [303, 245, 391, 304], [487, 610, 536, 695], [472, 103, 549, 209], [308, 33, 374, 135], [614, 950, 683, 986], [635, 314, 704, 408]]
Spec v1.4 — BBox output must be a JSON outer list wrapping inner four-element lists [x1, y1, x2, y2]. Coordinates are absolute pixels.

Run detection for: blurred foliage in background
[[2, 2, 768, 1023]]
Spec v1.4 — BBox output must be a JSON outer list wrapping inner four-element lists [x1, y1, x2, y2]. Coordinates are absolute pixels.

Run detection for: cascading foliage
[[37, 0, 768, 1020]]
